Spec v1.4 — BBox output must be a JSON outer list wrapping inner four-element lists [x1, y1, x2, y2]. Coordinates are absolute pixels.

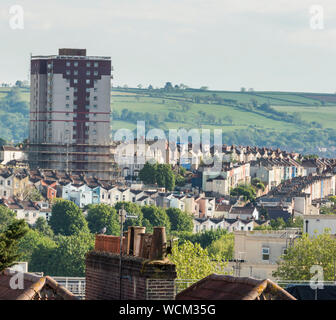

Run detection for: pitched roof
[[215, 204, 231, 212], [230, 207, 256, 215], [175, 274, 296, 300], [265, 207, 292, 221], [0, 269, 77, 300]]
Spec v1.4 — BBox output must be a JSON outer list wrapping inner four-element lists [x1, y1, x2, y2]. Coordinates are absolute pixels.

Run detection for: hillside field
[[1, 86, 336, 156]]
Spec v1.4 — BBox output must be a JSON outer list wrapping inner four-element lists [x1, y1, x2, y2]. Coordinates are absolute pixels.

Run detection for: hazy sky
[[1, 0, 336, 92]]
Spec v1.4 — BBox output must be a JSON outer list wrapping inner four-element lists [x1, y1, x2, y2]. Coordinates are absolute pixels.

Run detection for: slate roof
[[230, 207, 256, 215], [265, 207, 292, 221]]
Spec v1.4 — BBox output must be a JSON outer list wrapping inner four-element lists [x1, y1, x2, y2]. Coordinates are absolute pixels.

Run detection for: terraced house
[[202, 162, 251, 196]]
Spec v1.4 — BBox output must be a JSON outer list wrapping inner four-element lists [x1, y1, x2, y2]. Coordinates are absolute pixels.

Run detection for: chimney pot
[[149, 227, 167, 260]]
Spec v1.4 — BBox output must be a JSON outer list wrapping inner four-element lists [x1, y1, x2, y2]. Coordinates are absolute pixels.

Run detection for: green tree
[[270, 217, 286, 230], [24, 188, 43, 201], [0, 220, 29, 271], [86, 204, 120, 235], [164, 82, 173, 92], [33, 217, 54, 238], [141, 205, 171, 233], [329, 196, 336, 205], [142, 218, 153, 233], [114, 202, 143, 230], [207, 233, 234, 261], [286, 216, 303, 230], [273, 232, 336, 280], [230, 184, 256, 202], [18, 229, 57, 273], [156, 164, 175, 191], [320, 206, 336, 215], [168, 241, 227, 282], [49, 199, 89, 236], [175, 174, 185, 187], [258, 207, 269, 220], [179, 166, 187, 176], [166, 208, 193, 232], [0, 205, 16, 233], [52, 232, 95, 277], [251, 178, 265, 191], [176, 229, 228, 248], [139, 162, 157, 185]]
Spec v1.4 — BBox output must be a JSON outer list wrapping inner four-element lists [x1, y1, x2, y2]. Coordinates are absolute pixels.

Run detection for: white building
[[0, 146, 26, 165], [304, 214, 336, 236]]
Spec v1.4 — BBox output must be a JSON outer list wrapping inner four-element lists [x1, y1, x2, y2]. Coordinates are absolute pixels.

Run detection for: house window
[[3, 191, 6, 196], [7, 181, 10, 186], [0, 180, 2, 185], [74, 70, 78, 76], [86, 71, 91, 76], [262, 247, 270, 261], [282, 248, 288, 255], [94, 62, 99, 68], [74, 62, 78, 67], [87, 62, 91, 67], [241, 226, 244, 230], [66, 62, 71, 67], [86, 79, 91, 85], [74, 79, 78, 84], [66, 70, 70, 76]]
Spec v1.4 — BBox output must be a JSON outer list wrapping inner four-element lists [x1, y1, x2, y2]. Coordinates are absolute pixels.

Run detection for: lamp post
[[119, 204, 137, 300]]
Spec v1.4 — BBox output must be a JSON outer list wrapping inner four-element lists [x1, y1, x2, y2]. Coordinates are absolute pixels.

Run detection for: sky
[[1, 0, 336, 92]]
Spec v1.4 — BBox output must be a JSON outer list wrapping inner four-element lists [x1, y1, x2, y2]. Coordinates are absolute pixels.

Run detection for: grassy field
[[110, 88, 336, 133], [3, 86, 336, 133], [1, 86, 336, 156], [273, 105, 336, 129]]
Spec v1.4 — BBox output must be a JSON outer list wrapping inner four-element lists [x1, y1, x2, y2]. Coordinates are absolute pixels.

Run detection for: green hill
[[1, 86, 336, 157]]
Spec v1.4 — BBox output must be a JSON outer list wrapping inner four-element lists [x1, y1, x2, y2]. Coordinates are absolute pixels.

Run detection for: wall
[[85, 251, 176, 300], [234, 230, 297, 265], [304, 215, 336, 236], [225, 262, 278, 280]]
